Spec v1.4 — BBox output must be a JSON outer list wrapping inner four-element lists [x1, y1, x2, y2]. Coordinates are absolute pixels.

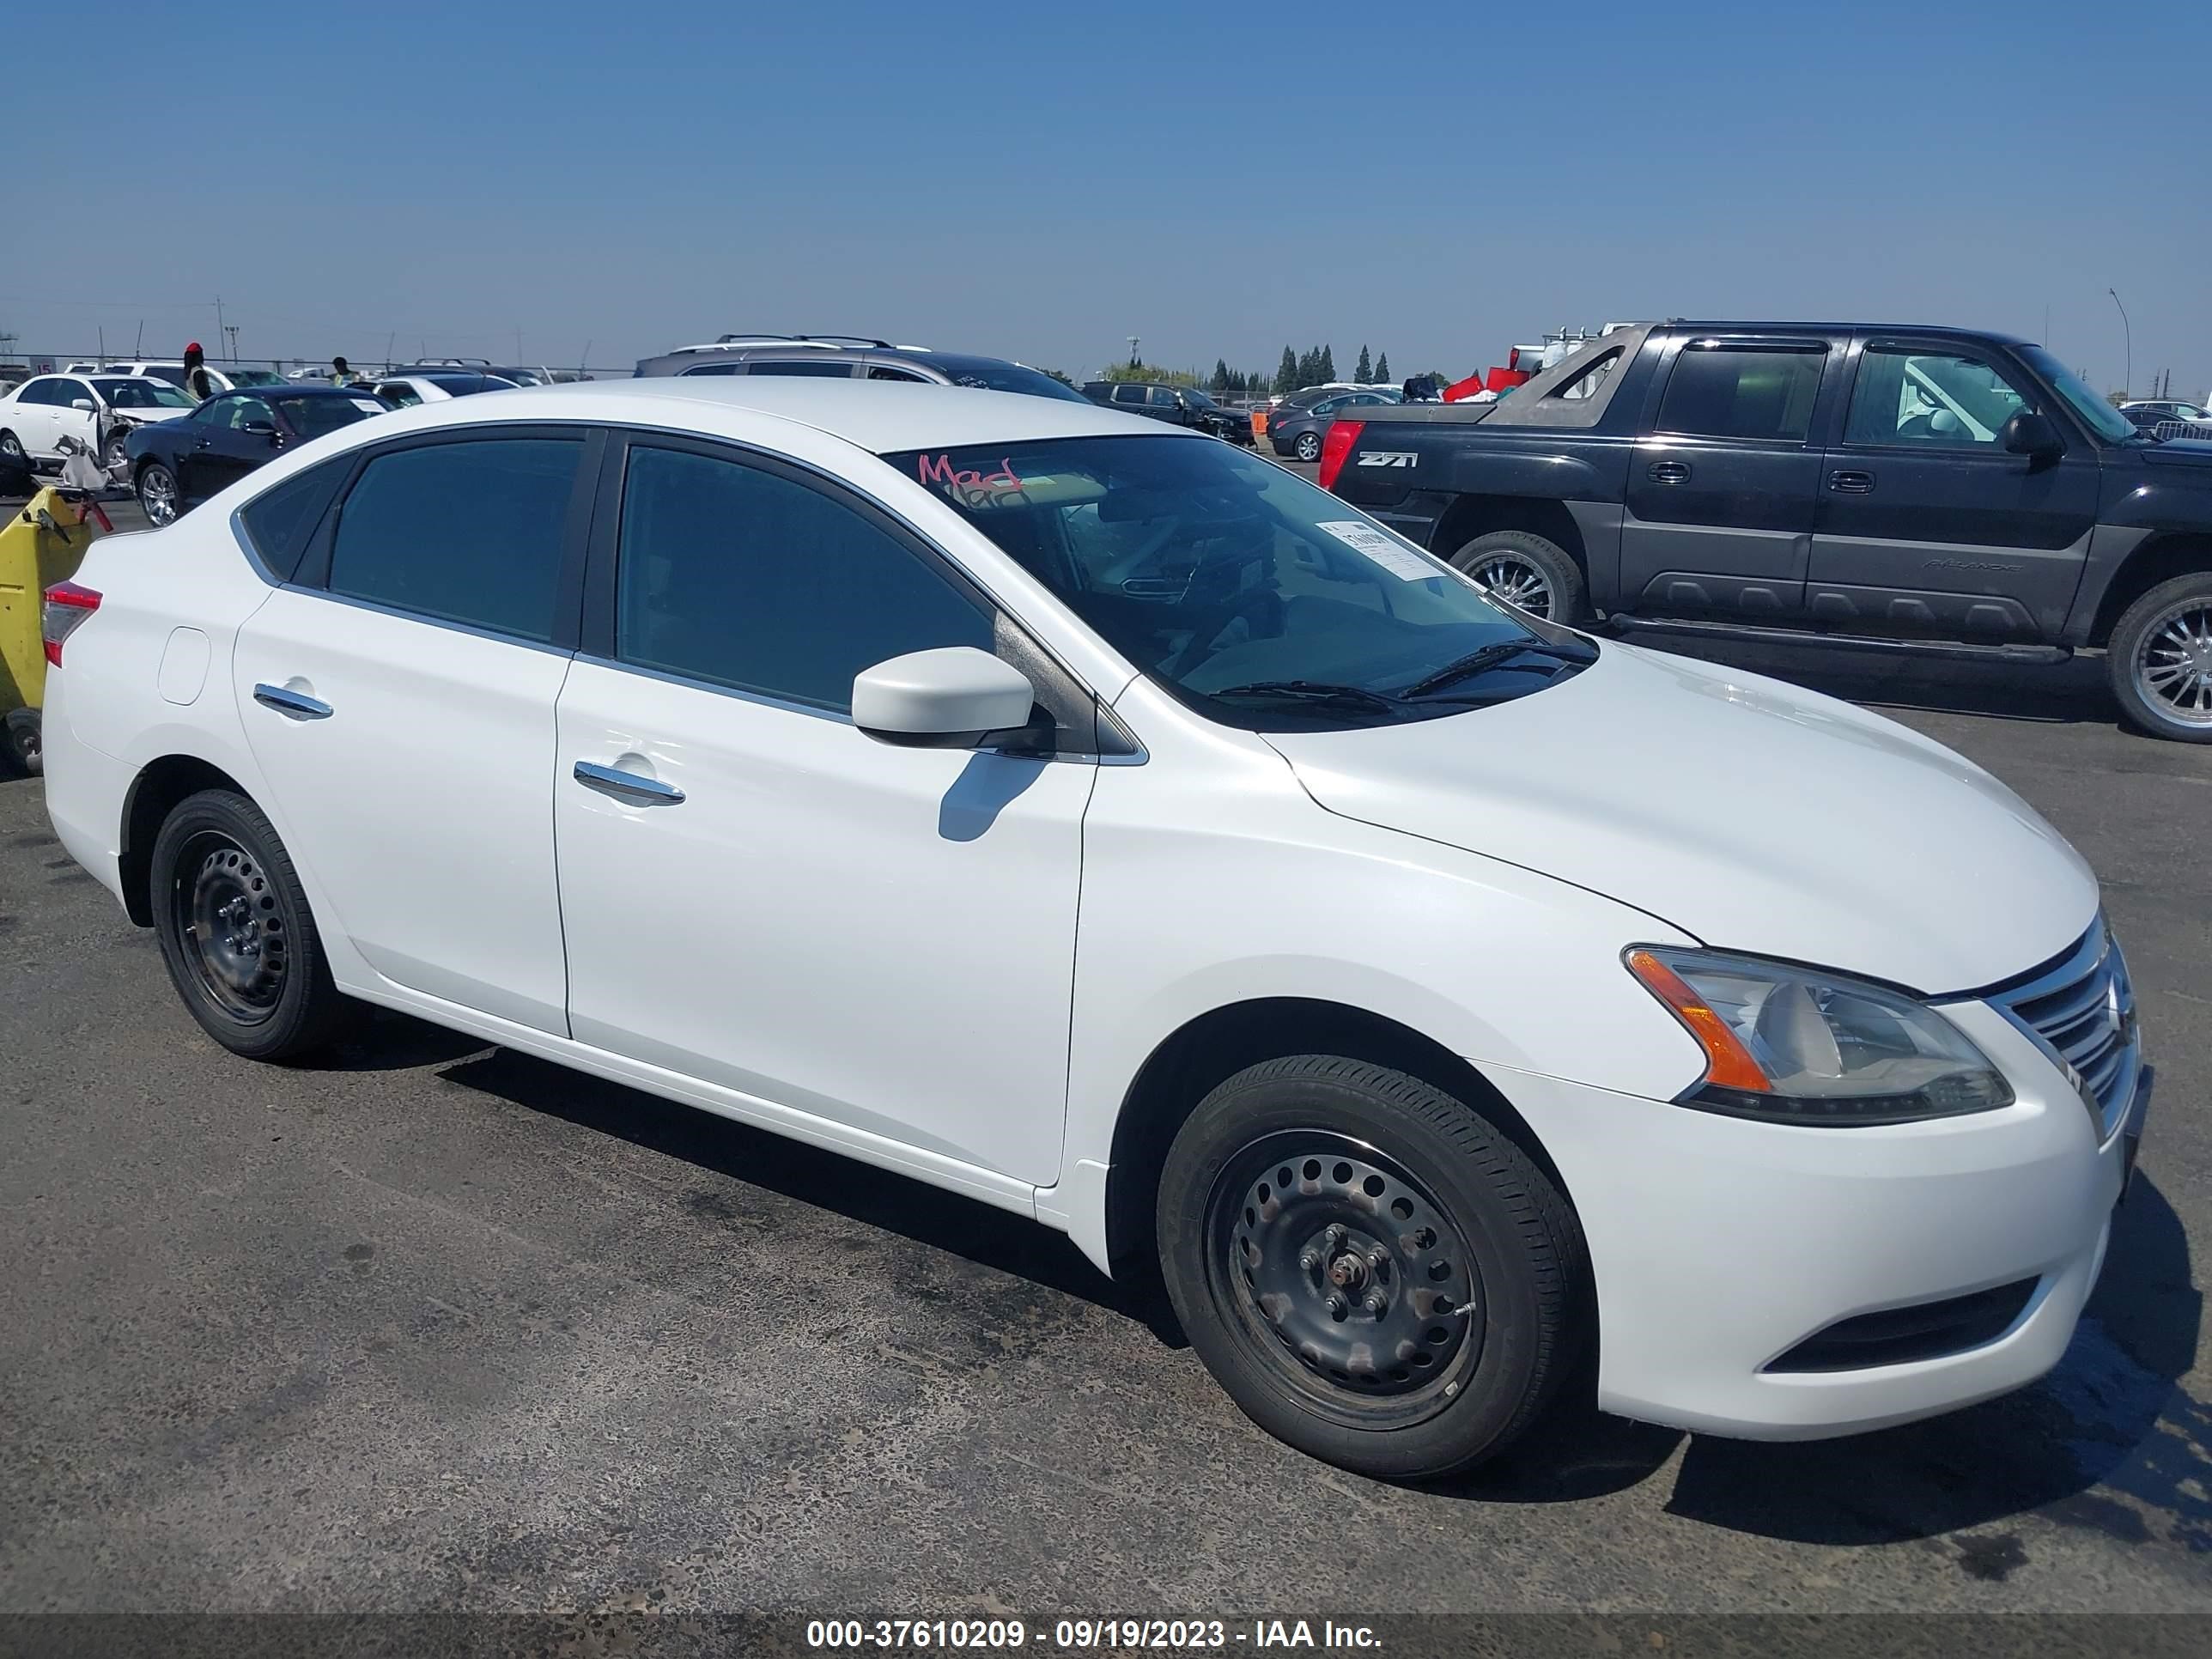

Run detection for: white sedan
[[38, 378, 2144, 1478], [363, 372, 520, 407], [0, 372, 196, 470]]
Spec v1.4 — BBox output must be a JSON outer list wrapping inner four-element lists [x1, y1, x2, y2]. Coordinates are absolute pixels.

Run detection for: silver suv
[[632, 335, 1086, 404]]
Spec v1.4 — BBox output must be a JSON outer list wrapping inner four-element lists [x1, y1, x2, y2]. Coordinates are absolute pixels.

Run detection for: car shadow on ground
[[433, 1046, 1188, 1345], [414, 1032, 2199, 1535]]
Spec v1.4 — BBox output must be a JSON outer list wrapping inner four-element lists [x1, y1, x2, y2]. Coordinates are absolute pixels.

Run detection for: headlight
[[1625, 947, 2014, 1126]]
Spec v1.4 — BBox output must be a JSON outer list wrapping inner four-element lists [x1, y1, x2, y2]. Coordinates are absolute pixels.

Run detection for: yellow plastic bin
[[0, 486, 103, 775]]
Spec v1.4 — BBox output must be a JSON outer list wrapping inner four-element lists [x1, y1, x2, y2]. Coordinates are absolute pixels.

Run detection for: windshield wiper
[[1400, 637, 1597, 700], [1206, 680, 1410, 714]]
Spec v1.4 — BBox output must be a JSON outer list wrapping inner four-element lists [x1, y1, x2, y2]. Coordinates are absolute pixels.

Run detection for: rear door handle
[[573, 760, 684, 805], [1829, 469, 1876, 494], [1647, 460, 1692, 485], [252, 683, 332, 720]]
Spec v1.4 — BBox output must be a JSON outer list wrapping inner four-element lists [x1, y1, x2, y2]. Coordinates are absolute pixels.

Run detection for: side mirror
[[71, 398, 95, 411], [2002, 410, 2063, 463], [852, 647, 1036, 749], [240, 419, 279, 441]]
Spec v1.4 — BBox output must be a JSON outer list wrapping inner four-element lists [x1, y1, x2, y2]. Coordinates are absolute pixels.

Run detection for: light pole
[[1127, 335, 1139, 368], [2108, 288, 2131, 401]]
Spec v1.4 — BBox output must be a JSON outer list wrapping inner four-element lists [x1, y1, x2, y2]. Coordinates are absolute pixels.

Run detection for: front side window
[[1655, 344, 1826, 442], [327, 437, 582, 641], [2018, 345, 2136, 443], [1147, 386, 1181, 408], [867, 366, 930, 383], [226, 397, 276, 430], [1844, 348, 2029, 447], [615, 444, 991, 713], [884, 435, 1583, 731]]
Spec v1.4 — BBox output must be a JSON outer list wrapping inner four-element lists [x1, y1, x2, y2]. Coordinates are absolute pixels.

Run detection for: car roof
[[343, 375, 1185, 454]]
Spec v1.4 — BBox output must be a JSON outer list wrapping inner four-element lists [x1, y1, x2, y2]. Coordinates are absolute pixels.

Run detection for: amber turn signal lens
[[1626, 948, 1771, 1093]]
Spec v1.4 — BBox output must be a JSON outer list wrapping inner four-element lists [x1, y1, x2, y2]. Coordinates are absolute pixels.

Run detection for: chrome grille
[[1990, 921, 2140, 1140]]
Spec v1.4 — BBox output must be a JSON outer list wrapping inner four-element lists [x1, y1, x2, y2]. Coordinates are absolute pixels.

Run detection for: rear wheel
[[137, 462, 179, 526], [2109, 572, 2212, 743], [149, 788, 357, 1060], [1157, 1055, 1585, 1480], [3, 708, 39, 777], [0, 429, 25, 463], [1294, 431, 1323, 463], [1449, 529, 1585, 625]]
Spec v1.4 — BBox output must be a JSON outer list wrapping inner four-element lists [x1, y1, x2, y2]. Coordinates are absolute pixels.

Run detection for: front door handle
[[252, 683, 332, 720], [573, 760, 684, 805], [1647, 460, 1692, 485], [1829, 469, 1876, 494]]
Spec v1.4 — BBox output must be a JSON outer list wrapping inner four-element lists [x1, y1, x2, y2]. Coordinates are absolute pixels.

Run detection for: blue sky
[[10, 3, 2208, 395]]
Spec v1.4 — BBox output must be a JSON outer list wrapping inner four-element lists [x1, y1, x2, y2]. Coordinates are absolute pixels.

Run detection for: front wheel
[[101, 430, 130, 471], [1157, 1056, 1586, 1480], [2109, 572, 2212, 743], [137, 462, 179, 526], [1294, 431, 1323, 463], [149, 788, 358, 1060]]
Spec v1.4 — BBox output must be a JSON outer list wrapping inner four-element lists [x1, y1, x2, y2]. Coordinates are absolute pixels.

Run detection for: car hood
[[1264, 642, 2098, 994], [107, 406, 192, 423]]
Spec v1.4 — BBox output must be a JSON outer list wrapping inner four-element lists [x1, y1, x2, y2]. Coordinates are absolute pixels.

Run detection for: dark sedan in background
[[1266, 387, 1401, 461], [125, 385, 388, 525], [1079, 380, 1255, 443]]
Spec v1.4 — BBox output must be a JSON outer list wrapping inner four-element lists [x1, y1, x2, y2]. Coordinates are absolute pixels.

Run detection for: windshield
[[2019, 346, 2136, 442], [227, 369, 284, 387], [96, 378, 193, 409], [276, 395, 380, 437], [917, 358, 1090, 404], [883, 435, 1585, 730]]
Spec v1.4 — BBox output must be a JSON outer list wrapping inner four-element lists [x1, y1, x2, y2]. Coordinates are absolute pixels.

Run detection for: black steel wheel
[[150, 787, 357, 1060], [1207, 1133, 1482, 1427], [1158, 1055, 1586, 1480]]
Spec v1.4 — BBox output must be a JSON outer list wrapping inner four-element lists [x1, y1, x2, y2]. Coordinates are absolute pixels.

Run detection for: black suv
[[1080, 381, 1254, 444], [1324, 320, 2212, 742], [634, 336, 1086, 403]]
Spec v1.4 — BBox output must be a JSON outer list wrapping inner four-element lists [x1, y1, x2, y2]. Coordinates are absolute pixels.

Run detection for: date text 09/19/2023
[[804, 1618, 1382, 1649]]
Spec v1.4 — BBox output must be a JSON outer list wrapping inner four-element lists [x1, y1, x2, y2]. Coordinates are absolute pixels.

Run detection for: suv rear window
[[1656, 345, 1826, 442]]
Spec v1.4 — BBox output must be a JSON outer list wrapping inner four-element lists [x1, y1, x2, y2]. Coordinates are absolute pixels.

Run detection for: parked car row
[[1077, 380, 1255, 444]]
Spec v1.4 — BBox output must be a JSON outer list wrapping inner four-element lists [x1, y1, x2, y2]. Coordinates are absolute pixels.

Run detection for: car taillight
[[42, 580, 101, 666], [1316, 420, 1364, 491]]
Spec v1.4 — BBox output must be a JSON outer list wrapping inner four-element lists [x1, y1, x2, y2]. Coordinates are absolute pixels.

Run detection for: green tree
[[1296, 347, 1319, 385], [1103, 360, 1197, 386], [1211, 358, 1231, 392], [1274, 347, 1298, 395], [1318, 344, 1336, 382], [1041, 368, 1074, 387], [1354, 344, 1371, 381], [1374, 351, 1389, 382]]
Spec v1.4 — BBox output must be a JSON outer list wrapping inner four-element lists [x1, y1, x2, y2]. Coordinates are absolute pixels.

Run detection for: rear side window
[[1656, 345, 1826, 442], [1112, 385, 1147, 405], [327, 438, 582, 641], [614, 444, 991, 712], [866, 366, 930, 382], [746, 360, 855, 378], [237, 458, 349, 581]]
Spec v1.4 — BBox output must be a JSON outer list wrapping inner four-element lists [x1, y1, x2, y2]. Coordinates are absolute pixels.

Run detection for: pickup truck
[[1321, 320, 2212, 741]]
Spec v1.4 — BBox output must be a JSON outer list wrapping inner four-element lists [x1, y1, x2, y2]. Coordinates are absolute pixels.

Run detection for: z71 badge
[[1356, 451, 1419, 467]]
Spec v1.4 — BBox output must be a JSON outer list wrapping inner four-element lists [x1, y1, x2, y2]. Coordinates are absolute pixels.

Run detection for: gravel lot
[[1, 489, 2206, 1625]]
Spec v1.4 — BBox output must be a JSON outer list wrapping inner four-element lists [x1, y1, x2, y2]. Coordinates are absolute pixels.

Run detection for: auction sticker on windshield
[[1317, 520, 1441, 582]]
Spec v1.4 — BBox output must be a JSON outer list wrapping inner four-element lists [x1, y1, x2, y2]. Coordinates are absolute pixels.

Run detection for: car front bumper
[[1479, 1001, 2141, 1440]]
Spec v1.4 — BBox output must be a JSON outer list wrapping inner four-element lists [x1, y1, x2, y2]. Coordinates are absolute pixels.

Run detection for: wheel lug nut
[[1323, 1225, 1345, 1251], [1324, 1292, 1347, 1317], [1298, 1249, 1321, 1273], [1364, 1247, 1389, 1271], [1363, 1291, 1387, 1317]]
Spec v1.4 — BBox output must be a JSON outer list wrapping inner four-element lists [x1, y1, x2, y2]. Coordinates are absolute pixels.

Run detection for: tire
[[100, 430, 130, 471], [1157, 1055, 1586, 1481], [1449, 529, 1586, 625], [1294, 431, 1323, 463], [0, 429, 24, 463], [149, 788, 358, 1060], [3, 708, 39, 778], [137, 462, 180, 526], [2108, 571, 2212, 743]]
